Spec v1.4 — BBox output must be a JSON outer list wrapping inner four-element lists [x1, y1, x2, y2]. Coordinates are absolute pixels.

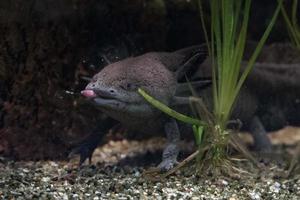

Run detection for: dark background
[[0, 0, 298, 160]]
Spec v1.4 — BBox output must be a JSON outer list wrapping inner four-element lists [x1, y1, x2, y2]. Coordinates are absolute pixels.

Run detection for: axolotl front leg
[[158, 119, 181, 171]]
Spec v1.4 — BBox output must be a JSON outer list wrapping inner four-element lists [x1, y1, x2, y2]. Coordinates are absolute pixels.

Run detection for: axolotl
[[78, 45, 300, 171]]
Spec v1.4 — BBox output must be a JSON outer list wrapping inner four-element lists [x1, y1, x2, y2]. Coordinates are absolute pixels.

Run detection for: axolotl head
[[81, 46, 206, 121]]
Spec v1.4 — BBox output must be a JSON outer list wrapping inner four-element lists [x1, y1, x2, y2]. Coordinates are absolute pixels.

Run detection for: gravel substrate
[[0, 157, 299, 200], [1, 133, 300, 200]]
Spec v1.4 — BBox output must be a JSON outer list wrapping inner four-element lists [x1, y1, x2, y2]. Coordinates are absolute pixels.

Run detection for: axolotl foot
[[157, 159, 179, 172], [158, 119, 181, 172]]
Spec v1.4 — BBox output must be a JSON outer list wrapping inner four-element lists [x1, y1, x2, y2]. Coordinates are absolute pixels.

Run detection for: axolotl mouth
[[81, 89, 127, 109], [81, 89, 97, 98]]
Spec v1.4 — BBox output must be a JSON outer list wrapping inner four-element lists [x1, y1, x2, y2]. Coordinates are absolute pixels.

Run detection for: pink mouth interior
[[81, 89, 97, 98]]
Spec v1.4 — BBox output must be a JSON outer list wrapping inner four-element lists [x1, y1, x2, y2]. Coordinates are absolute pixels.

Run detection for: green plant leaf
[[279, 0, 300, 48], [235, 2, 281, 98], [193, 125, 204, 146], [138, 88, 206, 126]]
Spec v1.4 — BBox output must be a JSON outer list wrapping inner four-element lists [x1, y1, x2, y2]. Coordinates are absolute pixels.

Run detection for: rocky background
[[0, 0, 298, 160]]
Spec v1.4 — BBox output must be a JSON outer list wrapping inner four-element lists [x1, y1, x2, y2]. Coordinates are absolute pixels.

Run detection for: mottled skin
[[74, 45, 300, 170]]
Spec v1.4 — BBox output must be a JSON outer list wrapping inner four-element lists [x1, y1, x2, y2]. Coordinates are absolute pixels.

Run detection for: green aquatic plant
[[198, 0, 281, 171]]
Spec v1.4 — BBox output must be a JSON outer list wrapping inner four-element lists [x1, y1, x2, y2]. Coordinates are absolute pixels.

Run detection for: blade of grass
[[234, 3, 281, 99], [222, 1, 251, 124], [138, 88, 206, 126], [279, 0, 300, 47], [198, 0, 211, 55], [193, 125, 204, 146]]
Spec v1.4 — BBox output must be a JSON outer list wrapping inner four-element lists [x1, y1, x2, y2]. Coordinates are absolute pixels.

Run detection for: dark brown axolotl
[[73, 45, 300, 171]]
